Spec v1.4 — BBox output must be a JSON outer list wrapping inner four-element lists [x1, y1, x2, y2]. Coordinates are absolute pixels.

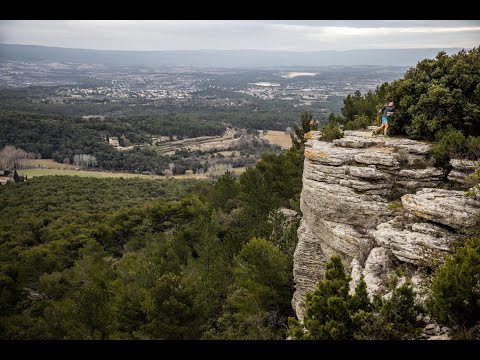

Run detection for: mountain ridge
[[0, 43, 464, 67]]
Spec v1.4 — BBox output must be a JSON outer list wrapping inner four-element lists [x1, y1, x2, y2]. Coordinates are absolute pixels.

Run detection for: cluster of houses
[[0, 169, 27, 186]]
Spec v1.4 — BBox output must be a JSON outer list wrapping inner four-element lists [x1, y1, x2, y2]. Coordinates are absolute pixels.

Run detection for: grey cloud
[[0, 20, 478, 51], [258, 20, 480, 28]]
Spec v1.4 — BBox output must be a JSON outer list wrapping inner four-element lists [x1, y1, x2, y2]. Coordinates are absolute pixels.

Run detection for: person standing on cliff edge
[[372, 101, 395, 139]]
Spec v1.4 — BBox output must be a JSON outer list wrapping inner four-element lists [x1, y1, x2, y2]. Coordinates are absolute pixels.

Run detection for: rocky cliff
[[293, 128, 480, 326]]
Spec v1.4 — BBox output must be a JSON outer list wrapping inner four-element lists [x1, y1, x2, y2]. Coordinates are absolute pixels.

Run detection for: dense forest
[[0, 131, 306, 339]]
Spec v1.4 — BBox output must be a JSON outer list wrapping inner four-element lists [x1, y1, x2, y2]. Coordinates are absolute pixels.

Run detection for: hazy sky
[[1, 20, 479, 51]]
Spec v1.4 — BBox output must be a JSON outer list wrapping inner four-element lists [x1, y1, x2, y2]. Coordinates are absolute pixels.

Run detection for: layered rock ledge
[[293, 129, 480, 321]]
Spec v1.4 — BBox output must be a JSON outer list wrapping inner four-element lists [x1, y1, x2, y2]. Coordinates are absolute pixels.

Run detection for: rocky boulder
[[373, 219, 458, 266], [402, 188, 480, 230]]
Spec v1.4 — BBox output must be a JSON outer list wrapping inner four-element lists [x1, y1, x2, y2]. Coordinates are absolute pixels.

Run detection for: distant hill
[[0, 43, 464, 68]]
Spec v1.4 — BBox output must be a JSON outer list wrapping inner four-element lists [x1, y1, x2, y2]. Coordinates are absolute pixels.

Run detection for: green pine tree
[[429, 235, 480, 330]]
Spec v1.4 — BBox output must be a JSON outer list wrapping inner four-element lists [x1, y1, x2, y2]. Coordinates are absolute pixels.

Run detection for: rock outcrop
[[373, 219, 458, 266], [447, 159, 479, 187], [293, 129, 480, 322], [402, 188, 480, 230]]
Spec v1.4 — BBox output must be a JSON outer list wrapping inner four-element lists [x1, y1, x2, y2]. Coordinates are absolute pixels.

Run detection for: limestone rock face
[[293, 219, 327, 320], [292, 129, 480, 321], [362, 247, 396, 298], [301, 177, 390, 228], [373, 219, 458, 266], [402, 188, 480, 230]]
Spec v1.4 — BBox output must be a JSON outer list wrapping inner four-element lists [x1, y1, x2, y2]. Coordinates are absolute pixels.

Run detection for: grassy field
[[19, 168, 161, 179], [260, 130, 292, 149], [23, 159, 77, 170], [19, 166, 247, 180]]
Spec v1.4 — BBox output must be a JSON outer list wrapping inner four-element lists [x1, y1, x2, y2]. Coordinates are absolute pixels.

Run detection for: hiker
[[372, 101, 395, 138]]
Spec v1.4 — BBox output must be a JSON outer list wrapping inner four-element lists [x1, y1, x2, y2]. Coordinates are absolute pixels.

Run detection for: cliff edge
[[293, 128, 480, 323]]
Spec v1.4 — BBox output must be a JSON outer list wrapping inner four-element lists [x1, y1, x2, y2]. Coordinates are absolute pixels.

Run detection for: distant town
[[0, 59, 408, 114]]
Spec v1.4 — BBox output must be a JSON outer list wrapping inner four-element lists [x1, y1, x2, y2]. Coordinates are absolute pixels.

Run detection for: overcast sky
[[1, 20, 479, 51]]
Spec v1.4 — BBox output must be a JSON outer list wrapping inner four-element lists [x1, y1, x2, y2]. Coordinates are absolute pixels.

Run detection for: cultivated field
[[260, 130, 292, 149], [154, 128, 291, 155]]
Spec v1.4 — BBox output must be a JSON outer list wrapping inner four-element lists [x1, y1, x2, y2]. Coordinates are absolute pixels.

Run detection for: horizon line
[[0, 42, 467, 53]]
